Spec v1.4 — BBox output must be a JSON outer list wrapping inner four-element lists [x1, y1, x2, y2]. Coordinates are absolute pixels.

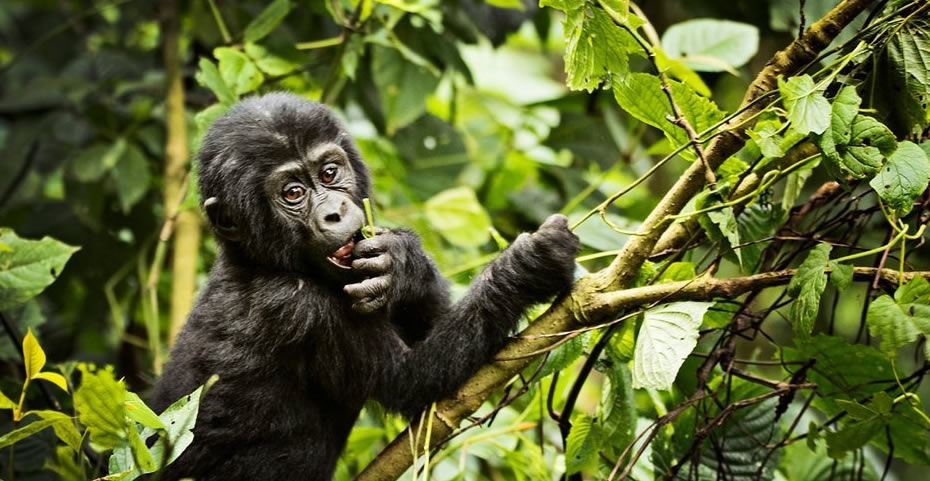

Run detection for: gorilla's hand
[[505, 214, 580, 299], [344, 231, 406, 314]]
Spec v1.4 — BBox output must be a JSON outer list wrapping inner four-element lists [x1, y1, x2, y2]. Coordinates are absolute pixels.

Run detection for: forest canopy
[[2, 0, 930, 480]]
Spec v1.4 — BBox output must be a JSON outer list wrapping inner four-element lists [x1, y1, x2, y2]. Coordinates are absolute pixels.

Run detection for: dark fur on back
[[152, 93, 579, 480]]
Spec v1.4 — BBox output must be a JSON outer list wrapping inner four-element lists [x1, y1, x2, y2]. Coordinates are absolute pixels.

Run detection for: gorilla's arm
[[359, 215, 579, 418]]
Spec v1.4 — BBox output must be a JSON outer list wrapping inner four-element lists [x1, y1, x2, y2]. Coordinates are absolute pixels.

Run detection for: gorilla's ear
[[204, 197, 241, 242]]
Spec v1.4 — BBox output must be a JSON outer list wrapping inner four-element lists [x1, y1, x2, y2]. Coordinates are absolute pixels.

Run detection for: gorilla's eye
[[283, 183, 307, 204], [320, 165, 338, 184]]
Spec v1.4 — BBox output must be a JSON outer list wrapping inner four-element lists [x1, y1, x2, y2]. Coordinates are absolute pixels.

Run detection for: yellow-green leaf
[[34, 371, 69, 392], [23, 328, 46, 381], [0, 389, 14, 409]]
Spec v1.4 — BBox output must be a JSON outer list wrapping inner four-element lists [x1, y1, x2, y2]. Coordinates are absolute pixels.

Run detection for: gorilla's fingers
[[354, 236, 388, 258], [351, 295, 388, 313], [351, 254, 392, 275], [344, 275, 391, 299]]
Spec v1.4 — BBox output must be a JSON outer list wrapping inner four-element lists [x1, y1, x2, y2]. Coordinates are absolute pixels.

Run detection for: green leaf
[[613, 72, 725, 160], [538, 331, 588, 378], [787, 243, 831, 335], [244, 42, 298, 76], [737, 202, 783, 274], [707, 205, 742, 267], [632, 301, 713, 390], [657, 262, 695, 283], [128, 424, 157, 473], [125, 392, 165, 430], [866, 277, 930, 357], [827, 261, 853, 291], [874, 21, 930, 137], [154, 375, 217, 465], [243, 0, 290, 43], [827, 115, 897, 180], [552, 2, 640, 91], [869, 141, 930, 215], [74, 364, 128, 449], [660, 19, 759, 72], [564, 414, 602, 474], [112, 143, 150, 214], [214, 47, 264, 96], [0, 229, 79, 310], [746, 118, 785, 158], [0, 415, 72, 449], [71, 139, 126, 182], [814, 86, 861, 162], [34, 371, 68, 392], [778, 74, 831, 135], [33, 410, 82, 452], [195, 58, 237, 105], [599, 360, 634, 450], [371, 45, 439, 134], [424, 187, 492, 248]]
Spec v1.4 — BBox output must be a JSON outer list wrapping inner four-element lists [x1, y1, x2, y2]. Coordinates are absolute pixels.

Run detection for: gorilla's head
[[197, 93, 372, 278]]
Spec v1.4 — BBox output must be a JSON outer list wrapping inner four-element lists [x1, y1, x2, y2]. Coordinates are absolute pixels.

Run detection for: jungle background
[[2, 0, 930, 480]]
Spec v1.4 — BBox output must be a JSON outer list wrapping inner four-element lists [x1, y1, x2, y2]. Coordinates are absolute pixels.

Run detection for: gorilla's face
[[197, 93, 373, 280], [263, 141, 365, 277]]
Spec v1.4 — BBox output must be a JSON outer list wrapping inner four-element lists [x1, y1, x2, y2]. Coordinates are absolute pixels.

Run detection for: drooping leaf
[[0, 415, 73, 449], [746, 118, 785, 158], [599, 360, 635, 454], [128, 424, 157, 473], [542, 0, 640, 91], [0, 229, 79, 310], [33, 410, 82, 452], [787, 243, 831, 335], [424, 187, 492, 248], [632, 301, 713, 390], [873, 20, 930, 137], [869, 141, 930, 215], [778, 74, 831, 135], [707, 205, 742, 267], [0, 389, 14, 409], [660, 19, 759, 72], [242, 0, 290, 43], [824, 393, 893, 459]]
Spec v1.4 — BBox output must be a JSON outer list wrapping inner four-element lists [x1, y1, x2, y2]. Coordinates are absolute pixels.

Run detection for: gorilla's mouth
[[327, 231, 363, 269]]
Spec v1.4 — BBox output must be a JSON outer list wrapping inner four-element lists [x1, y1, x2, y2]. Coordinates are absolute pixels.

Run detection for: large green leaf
[[869, 141, 930, 215], [71, 139, 126, 182], [787, 243, 831, 335], [778, 74, 831, 135], [565, 413, 602, 474], [214, 47, 264, 96], [814, 86, 861, 162], [826, 114, 897, 180], [613, 72, 725, 160], [74, 364, 128, 449], [0, 230, 78, 310], [242, 0, 290, 43], [371, 45, 439, 134], [541, 0, 640, 91], [866, 276, 930, 358], [824, 392, 893, 458], [0, 414, 73, 449], [632, 301, 713, 390], [874, 20, 930, 137], [598, 360, 635, 453], [660, 19, 759, 72], [424, 187, 492, 248]]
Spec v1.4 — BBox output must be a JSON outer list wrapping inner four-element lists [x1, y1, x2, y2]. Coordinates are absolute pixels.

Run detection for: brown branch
[[353, 2, 877, 480]]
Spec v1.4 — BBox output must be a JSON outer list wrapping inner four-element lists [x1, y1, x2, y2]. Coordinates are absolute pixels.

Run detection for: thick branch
[[353, 2, 875, 480]]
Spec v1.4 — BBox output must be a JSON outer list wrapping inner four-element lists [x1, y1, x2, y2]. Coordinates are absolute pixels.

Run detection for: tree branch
[[353, 1, 877, 479]]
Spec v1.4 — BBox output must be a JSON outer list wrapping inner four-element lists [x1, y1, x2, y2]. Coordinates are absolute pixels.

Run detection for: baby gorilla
[[152, 93, 579, 480]]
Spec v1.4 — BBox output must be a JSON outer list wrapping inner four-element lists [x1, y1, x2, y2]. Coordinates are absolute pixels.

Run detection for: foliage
[[2, 0, 930, 480]]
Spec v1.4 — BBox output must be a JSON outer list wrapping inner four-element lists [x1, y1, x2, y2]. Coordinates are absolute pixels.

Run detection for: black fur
[[151, 93, 579, 481]]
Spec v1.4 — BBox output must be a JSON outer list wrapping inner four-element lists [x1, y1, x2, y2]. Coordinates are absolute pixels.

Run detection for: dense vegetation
[[2, 0, 930, 479]]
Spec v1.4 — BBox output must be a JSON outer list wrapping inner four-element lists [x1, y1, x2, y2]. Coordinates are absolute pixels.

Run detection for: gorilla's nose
[[322, 199, 348, 224]]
